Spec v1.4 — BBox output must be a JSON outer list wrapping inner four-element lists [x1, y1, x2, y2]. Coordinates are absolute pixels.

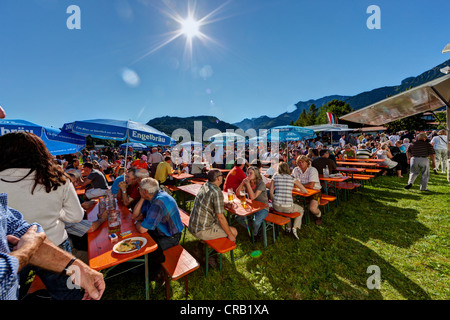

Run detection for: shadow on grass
[[242, 175, 433, 300]]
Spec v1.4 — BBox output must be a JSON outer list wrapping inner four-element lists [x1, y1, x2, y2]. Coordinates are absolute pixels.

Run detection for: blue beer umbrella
[[0, 119, 86, 156], [263, 125, 316, 161], [119, 142, 149, 151], [62, 119, 173, 170]]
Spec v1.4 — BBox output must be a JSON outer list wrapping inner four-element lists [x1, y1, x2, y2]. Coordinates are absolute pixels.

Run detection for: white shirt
[[0, 168, 84, 246], [431, 135, 448, 151], [291, 166, 321, 190]]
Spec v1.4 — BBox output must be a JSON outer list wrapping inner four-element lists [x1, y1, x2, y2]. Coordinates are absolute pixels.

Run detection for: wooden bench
[[204, 238, 237, 276], [263, 213, 290, 247], [161, 244, 200, 300], [178, 209, 235, 277], [335, 182, 361, 201], [179, 208, 190, 243]]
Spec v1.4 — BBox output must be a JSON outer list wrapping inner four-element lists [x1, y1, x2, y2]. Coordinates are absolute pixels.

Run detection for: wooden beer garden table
[[318, 174, 351, 205], [343, 158, 385, 163], [336, 161, 379, 167], [86, 199, 158, 300], [177, 183, 269, 250]]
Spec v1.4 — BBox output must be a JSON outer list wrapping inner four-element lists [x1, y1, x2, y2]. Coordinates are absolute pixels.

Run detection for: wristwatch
[[62, 257, 77, 276]]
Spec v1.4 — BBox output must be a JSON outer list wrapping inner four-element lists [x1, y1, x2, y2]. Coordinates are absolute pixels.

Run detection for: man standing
[[132, 178, 184, 281], [117, 168, 149, 210], [404, 133, 436, 191], [339, 134, 346, 149], [189, 170, 238, 243], [148, 147, 164, 178], [80, 162, 109, 199]]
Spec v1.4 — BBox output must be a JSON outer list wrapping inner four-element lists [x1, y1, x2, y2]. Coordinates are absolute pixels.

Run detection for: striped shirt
[[272, 173, 296, 207], [407, 140, 435, 158], [189, 182, 224, 234], [1, 193, 44, 300], [356, 149, 372, 159]]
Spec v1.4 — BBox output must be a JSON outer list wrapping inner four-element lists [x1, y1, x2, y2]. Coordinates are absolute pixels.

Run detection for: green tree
[[307, 103, 318, 125], [317, 99, 353, 124], [386, 113, 428, 132], [294, 109, 309, 127]]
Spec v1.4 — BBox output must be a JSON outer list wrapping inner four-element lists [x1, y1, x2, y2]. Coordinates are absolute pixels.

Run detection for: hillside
[[233, 59, 450, 130], [147, 115, 239, 138]]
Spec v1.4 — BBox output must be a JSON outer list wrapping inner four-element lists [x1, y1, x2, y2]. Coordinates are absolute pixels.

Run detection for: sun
[[180, 16, 200, 39], [131, 0, 231, 66]]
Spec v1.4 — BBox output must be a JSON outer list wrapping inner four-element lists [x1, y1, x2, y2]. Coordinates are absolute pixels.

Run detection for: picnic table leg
[[145, 254, 150, 300]]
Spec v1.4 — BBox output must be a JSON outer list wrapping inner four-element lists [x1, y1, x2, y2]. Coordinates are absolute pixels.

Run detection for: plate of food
[[113, 237, 147, 254]]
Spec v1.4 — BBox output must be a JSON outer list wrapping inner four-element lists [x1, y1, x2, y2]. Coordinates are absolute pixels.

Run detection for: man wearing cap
[[404, 133, 436, 191]]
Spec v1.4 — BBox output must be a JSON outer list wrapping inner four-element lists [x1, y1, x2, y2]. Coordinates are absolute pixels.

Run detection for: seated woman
[[269, 162, 307, 239], [236, 166, 269, 241], [376, 142, 401, 177], [0, 132, 85, 300], [291, 155, 323, 226]]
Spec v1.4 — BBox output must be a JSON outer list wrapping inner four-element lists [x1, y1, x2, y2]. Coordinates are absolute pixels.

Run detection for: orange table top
[[171, 172, 194, 180], [337, 161, 378, 167], [177, 183, 268, 217], [343, 158, 385, 163], [319, 174, 352, 182], [292, 187, 321, 197], [87, 200, 158, 271], [76, 187, 85, 196], [335, 167, 365, 173], [224, 194, 268, 217]]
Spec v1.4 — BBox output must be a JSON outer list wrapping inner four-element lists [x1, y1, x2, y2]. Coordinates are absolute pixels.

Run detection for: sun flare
[[180, 16, 200, 39]]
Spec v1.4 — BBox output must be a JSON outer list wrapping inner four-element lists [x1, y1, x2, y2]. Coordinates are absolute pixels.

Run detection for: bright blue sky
[[1, 0, 449, 131]]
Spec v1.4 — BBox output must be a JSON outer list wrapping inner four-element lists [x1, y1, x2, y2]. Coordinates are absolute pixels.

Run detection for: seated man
[[312, 149, 337, 175], [0, 193, 105, 300], [222, 158, 247, 192], [154, 156, 175, 185], [356, 144, 373, 159], [132, 177, 184, 281], [131, 155, 149, 170], [189, 169, 238, 242], [80, 162, 109, 199], [117, 168, 149, 211], [341, 144, 356, 159]]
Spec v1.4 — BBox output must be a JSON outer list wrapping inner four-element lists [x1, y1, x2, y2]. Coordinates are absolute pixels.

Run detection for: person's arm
[[294, 180, 308, 194], [430, 154, 436, 169], [216, 213, 236, 242], [269, 179, 275, 200], [118, 182, 135, 206], [80, 178, 92, 188], [27, 239, 105, 300], [6, 225, 45, 272], [132, 198, 145, 221]]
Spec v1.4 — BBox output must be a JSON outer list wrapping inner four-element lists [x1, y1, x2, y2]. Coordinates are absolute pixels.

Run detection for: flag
[[326, 112, 337, 124]]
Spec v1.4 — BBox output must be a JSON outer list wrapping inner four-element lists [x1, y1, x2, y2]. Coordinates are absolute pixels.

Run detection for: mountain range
[[147, 58, 450, 135]]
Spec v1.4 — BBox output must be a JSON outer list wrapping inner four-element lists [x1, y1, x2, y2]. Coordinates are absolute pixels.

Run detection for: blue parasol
[[0, 119, 86, 156]]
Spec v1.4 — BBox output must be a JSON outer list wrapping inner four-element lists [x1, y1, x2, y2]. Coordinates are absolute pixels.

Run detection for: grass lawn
[[100, 173, 449, 300]]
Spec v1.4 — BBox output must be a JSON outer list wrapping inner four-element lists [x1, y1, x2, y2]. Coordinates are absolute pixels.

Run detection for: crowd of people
[[1, 101, 447, 300]]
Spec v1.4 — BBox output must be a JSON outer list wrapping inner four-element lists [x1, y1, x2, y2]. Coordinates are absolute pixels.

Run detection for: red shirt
[[131, 159, 148, 170], [126, 183, 141, 209], [223, 166, 246, 192]]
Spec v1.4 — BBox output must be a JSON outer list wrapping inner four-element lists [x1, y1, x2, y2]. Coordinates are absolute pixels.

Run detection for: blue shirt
[[110, 174, 125, 195], [0, 193, 44, 300], [140, 190, 184, 237]]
